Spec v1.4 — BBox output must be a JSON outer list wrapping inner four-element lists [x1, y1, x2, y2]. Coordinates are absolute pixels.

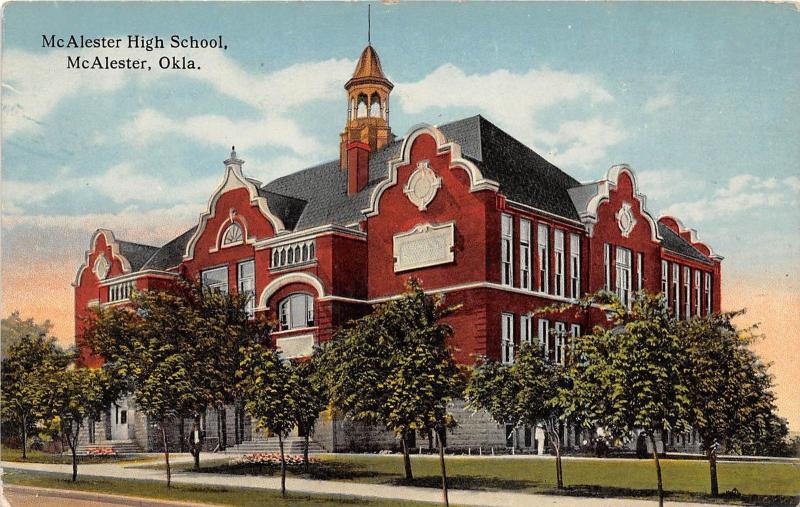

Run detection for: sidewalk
[[1, 459, 735, 507]]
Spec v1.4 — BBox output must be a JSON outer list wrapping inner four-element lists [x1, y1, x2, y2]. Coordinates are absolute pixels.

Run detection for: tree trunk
[[220, 407, 227, 451], [278, 433, 287, 497], [304, 433, 310, 472], [69, 425, 79, 482], [648, 433, 664, 507], [708, 446, 719, 497], [400, 429, 414, 480], [21, 414, 27, 460], [437, 428, 449, 507], [179, 417, 185, 453], [160, 423, 172, 488], [547, 422, 564, 489]]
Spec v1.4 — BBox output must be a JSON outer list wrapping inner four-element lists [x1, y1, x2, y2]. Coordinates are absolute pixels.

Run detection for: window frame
[[683, 266, 691, 320], [694, 269, 701, 317], [501, 214, 514, 286], [519, 219, 532, 290], [570, 233, 581, 298], [538, 224, 549, 293], [237, 260, 256, 317], [201, 265, 229, 294], [672, 263, 680, 318], [537, 318, 550, 358], [501, 312, 514, 364], [705, 272, 712, 316], [554, 321, 566, 365], [520, 313, 532, 346], [221, 222, 244, 248], [615, 247, 632, 308], [554, 230, 565, 297], [278, 293, 315, 331], [604, 243, 612, 291]]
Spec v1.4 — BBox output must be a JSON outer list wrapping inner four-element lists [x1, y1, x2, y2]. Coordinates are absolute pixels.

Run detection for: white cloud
[[662, 173, 791, 222], [643, 93, 675, 114], [396, 64, 622, 169], [637, 169, 706, 201]]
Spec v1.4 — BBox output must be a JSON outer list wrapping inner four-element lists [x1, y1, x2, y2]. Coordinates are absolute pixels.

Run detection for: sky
[[2, 2, 798, 428]]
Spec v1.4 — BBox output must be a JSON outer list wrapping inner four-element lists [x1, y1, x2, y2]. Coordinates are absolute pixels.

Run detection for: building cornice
[[254, 224, 366, 250], [98, 270, 179, 286]]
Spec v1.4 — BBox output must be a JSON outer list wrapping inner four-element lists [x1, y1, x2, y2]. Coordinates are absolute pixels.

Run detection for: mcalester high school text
[[42, 34, 227, 70]]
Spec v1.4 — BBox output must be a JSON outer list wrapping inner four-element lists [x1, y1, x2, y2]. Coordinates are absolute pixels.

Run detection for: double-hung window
[[683, 266, 691, 320], [537, 318, 550, 358], [278, 293, 314, 330], [554, 230, 565, 297], [237, 260, 255, 317], [520, 314, 532, 345], [501, 313, 514, 364], [201, 266, 229, 294], [501, 214, 513, 286], [603, 244, 612, 291], [554, 322, 566, 365], [570, 324, 583, 365], [694, 270, 701, 317], [520, 219, 532, 290], [705, 273, 712, 315], [637, 253, 644, 293], [537, 224, 549, 292], [661, 260, 669, 299], [570, 234, 581, 298], [615, 247, 632, 308], [672, 264, 680, 318]]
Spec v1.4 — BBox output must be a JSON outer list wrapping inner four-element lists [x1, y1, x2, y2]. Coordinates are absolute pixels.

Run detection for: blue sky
[[2, 2, 799, 425]]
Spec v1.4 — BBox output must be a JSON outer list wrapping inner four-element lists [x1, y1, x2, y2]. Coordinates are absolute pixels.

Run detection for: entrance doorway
[[111, 398, 132, 440]]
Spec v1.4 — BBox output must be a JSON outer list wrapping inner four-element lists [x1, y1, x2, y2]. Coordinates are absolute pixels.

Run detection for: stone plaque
[[393, 222, 455, 273]]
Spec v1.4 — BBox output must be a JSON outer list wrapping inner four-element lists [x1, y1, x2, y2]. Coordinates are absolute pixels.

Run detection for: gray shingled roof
[[658, 223, 712, 264], [118, 241, 159, 271], [140, 227, 196, 271], [258, 189, 307, 231], [262, 115, 582, 230]]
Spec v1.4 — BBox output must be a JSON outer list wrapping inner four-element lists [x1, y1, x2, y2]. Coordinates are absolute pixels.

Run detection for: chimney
[[347, 140, 371, 195]]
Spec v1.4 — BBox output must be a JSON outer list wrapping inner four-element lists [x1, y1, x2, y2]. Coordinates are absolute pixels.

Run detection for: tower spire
[[368, 4, 371, 45]]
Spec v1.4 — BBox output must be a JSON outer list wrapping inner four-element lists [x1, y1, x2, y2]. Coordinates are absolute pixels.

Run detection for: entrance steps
[[76, 439, 143, 455], [225, 436, 327, 455]]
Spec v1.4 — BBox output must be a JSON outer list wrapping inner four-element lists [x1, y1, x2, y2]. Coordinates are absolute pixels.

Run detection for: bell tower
[[339, 42, 393, 170]]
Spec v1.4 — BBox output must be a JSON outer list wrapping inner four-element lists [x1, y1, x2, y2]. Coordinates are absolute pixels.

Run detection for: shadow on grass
[[387, 475, 539, 491], [194, 461, 389, 481]]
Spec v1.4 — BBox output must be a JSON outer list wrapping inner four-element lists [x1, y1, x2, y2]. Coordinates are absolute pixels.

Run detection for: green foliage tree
[[42, 367, 119, 482], [1, 331, 71, 458], [84, 278, 263, 484], [321, 279, 462, 505], [238, 344, 296, 497], [466, 342, 572, 489], [291, 355, 327, 471], [1, 311, 56, 359], [679, 311, 780, 496], [568, 292, 690, 507]]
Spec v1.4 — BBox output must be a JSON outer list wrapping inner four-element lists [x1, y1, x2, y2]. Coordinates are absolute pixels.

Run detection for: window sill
[[269, 260, 318, 274], [271, 326, 318, 337]]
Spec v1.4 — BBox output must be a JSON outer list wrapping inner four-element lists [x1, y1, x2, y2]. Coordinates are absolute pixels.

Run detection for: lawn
[[1, 445, 161, 465], [1, 469, 433, 507], [169, 454, 800, 505]]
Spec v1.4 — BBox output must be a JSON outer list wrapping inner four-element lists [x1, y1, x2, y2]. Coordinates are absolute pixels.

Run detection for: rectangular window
[[554, 230, 565, 297], [615, 247, 632, 308], [201, 266, 229, 294], [637, 253, 644, 293], [520, 219, 532, 290], [501, 313, 514, 364], [672, 264, 680, 318], [571, 324, 585, 365], [537, 318, 550, 358], [683, 266, 691, 320], [705, 273, 712, 316], [520, 314, 532, 345], [661, 260, 669, 298], [554, 322, 566, 365], [570, 234, 581, 298], [501, 214, 513, 286], [604, 243, 612, 291], [694, 270, 701, 317], [537, 224, 549, 292], [237, 260, 255, 317]]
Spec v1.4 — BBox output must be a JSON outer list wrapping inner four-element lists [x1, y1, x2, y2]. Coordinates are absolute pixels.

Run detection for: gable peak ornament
[[93, 255, 110, 280], [403, 161, 442, 211], [615, 202, 637, 238]]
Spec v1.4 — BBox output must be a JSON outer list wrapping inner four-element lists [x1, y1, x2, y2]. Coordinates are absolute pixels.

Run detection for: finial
[[368, 4, 371, 45], [230, 145, 237, 159]]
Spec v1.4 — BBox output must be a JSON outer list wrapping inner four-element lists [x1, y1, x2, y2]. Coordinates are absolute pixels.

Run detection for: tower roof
[[345, 45, 393, 90]]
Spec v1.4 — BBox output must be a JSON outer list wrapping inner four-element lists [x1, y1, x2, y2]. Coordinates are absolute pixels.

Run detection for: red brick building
[[73, 43, 722, 453]]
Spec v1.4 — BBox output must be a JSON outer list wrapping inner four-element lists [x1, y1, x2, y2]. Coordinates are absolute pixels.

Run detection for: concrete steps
[[226, 436, 327, 454], [76, 440, 143, 455]]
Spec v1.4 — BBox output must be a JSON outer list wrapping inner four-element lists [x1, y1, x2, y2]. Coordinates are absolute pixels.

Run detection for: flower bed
[[86, 447, 117, 456], [236, 452, 318, 467]]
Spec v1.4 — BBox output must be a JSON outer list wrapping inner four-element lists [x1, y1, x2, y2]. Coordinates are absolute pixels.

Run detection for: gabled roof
[[262, 115, 583, 230], [141, 227, 196, 271], [117, 241, 159, 271], [658, 223, 712, 265]]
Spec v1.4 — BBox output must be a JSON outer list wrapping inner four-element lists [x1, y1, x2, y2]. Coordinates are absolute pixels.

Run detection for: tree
[[42, 367, 119, 482], [291, 355, 327, 471], [1, 331, 71, 458], [322, 279, 463, 505], [1, 311, 56, 359], [466, 343, 572, 489], [568, 292, 690, 507], [238, 344, 296, 497]]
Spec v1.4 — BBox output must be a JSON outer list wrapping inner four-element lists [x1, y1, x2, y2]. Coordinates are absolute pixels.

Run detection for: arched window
[[221, 222, 244, 247], [369, 93, 381, 117], [357, 94, 368, 118], [277, 293, 314, 331]]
